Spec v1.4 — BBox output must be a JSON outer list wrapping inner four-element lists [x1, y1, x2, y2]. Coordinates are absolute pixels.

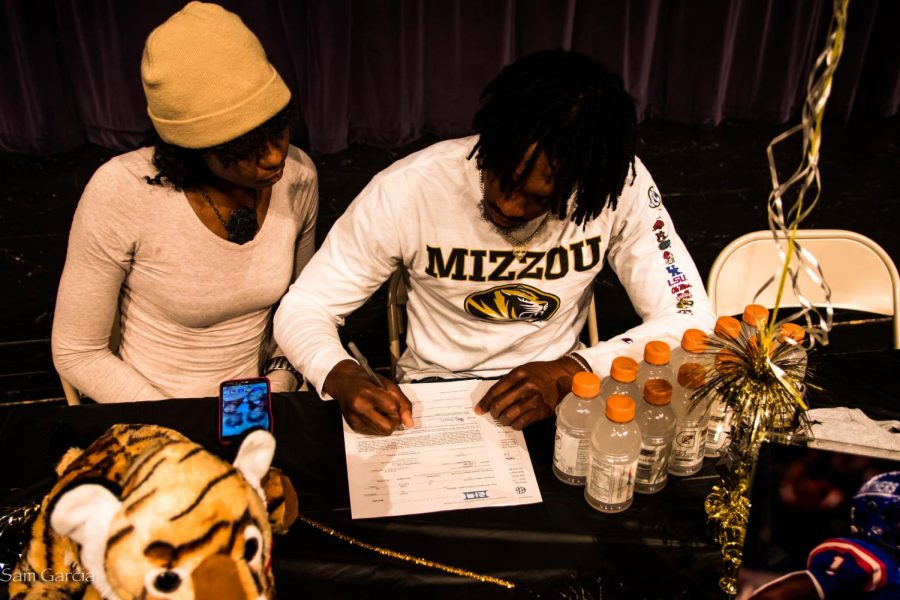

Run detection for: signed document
[[343, 379, 543, 519]]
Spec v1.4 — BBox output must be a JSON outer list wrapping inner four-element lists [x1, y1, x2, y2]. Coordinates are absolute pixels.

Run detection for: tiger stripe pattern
[[9, 424, 286, 600]]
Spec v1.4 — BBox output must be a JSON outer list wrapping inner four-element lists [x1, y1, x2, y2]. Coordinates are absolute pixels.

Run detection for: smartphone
[[218, 377, 273, 444]]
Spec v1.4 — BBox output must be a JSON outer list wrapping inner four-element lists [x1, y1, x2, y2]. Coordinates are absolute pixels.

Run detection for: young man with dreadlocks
[[275, 50, 715, 435]]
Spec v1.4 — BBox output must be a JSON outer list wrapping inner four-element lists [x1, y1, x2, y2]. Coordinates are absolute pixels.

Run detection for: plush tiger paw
[[261, 467, 299, 534]]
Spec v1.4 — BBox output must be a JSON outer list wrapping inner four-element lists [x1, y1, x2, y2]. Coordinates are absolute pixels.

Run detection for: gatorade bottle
[[773, 322, 808, 428], [741, 304, 770, 342], [635, 380, 676, 494], [705, 316, 740, 458], [669, 329, 711, 476], [714, 315, 741, 345], [636, 340, 673, 394], [599, 357, 641, 406], [707, 348, 743, 455], [553, 372, 603, 486], [778, 323, 808, 379], [585, 395, 641, 513]]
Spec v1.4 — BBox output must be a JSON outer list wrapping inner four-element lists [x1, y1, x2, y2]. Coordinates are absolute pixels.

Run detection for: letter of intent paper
[[343, 379, 543, 518]]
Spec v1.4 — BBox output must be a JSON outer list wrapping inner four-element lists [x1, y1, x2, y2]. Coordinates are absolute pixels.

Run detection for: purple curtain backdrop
[[1, 0, 897, 156]]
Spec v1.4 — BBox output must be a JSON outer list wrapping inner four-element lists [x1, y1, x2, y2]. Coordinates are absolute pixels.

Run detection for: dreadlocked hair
[[470, 50, 637, 226], [144, 103, 298, 189]]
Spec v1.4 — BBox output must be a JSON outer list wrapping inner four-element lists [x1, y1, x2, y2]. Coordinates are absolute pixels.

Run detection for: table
[[2, 350, 896, 599]]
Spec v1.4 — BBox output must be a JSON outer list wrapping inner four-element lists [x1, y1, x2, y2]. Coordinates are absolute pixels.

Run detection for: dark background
[[1, 0, 898, 402], [3, 0, 898, 154]]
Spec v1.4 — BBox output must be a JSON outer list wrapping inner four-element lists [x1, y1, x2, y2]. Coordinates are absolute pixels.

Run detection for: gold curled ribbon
[[296, 513, 516, 589], [705, 8, 851, 591], [761, 0, 850, 351]]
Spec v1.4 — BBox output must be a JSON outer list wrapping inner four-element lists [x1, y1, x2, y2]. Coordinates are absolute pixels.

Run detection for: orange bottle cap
[[748, 335, 759, 351], [610, 356, 639, 383], [742, 304, 769, 329], [643, 379, 672, 405], [714, 349, 740, 372], [606, 395, 635, 422], [571, 372, 601, 397], [677, 362, 706, 389], [746, 335, 774, 357], [714, 316, 741, 340], [681, 328, 709, 353], [779, 323, 805, 344], [643, 341, 671, 366]]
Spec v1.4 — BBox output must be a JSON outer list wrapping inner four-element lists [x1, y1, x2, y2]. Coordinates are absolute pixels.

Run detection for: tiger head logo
[[465, 284, 560, 322]]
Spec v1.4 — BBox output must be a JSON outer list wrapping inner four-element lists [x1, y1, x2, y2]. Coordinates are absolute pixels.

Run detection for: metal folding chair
[[707, 229, 900, 349]]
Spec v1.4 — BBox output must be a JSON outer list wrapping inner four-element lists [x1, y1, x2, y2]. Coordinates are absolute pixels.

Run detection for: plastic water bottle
[[553, 372, 603, 485], [705, 316, 740, 458], [707, 348, 743, 456], [635, 380, 676, 494], [669, 329, 711, 476], [741, 304, 769, 342], [773, 322, 808, 428], [777, 323, 808, 379], [713, 315, 741, 346], [636, 340, 673, 394], [585, 395, 641, 513], [599, 356, 640, 406]]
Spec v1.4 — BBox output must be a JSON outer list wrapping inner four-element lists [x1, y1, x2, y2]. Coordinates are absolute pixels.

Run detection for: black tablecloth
[[2, 350, 897, 599]]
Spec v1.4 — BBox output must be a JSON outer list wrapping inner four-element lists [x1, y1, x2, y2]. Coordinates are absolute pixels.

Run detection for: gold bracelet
[[564, 352, 592, 373]]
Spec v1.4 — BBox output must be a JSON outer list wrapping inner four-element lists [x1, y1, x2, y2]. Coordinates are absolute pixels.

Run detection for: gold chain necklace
[[479, 170, 549, 260]]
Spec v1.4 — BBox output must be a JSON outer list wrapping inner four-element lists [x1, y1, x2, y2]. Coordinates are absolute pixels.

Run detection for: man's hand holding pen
[[323, 344, 414, 436]]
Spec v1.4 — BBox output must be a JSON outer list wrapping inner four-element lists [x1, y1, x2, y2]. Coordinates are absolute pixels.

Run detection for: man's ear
[[233, 430, 276, 497]]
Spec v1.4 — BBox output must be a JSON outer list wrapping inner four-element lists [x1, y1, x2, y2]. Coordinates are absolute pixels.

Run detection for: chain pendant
[[480, 168, 547, 262]]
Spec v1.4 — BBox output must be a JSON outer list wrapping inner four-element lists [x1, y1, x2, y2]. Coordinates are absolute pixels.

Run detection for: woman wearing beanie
[[51, 2, 317, 402]]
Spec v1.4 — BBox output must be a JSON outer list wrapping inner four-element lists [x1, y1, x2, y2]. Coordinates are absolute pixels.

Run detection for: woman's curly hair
[[144, 103, 299, 189]]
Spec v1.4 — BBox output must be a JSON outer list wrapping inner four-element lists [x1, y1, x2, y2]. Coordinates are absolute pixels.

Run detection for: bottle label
[[671, 424, 704, 464], [553, 429, 590, 477], [636, 443, 668, 485], [586, 456, 638, 503], [706, 404, 733, 451]]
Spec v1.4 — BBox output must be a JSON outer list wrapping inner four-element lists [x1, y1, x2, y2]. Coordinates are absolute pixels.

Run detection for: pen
[[347, 342, 384, 389]]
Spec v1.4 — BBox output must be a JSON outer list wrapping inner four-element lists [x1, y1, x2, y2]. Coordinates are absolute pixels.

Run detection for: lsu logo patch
[[648, 186, 661, 208], [465, 284, 560, 322]]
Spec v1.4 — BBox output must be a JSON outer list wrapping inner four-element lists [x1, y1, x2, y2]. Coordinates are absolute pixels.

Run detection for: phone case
[[218, 376, 273, 445]]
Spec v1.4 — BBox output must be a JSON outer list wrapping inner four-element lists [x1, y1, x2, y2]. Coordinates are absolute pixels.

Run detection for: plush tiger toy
[[9, 424, 297, 600]]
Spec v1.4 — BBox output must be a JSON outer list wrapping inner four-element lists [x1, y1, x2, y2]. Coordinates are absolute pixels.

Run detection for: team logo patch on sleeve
[[465, 284, 560, 322], [651, 217, 694, 314], [648, 186, 661, 208]]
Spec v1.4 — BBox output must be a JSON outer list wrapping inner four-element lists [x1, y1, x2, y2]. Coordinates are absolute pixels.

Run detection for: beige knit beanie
[[141, 1, 291, 149]]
